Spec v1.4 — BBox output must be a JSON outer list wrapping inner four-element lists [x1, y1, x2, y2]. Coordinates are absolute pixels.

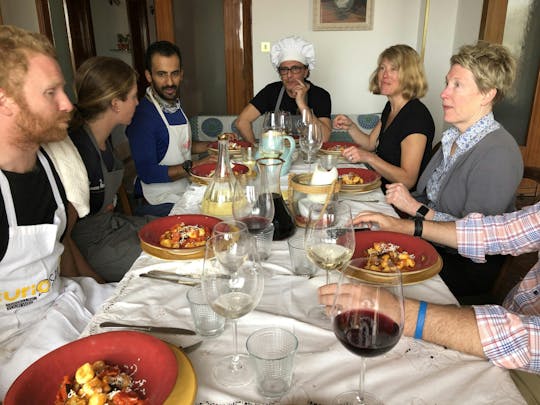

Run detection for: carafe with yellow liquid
[[201, 135, 235, 218]]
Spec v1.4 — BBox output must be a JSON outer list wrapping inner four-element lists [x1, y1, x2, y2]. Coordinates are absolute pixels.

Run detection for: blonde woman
[[334, 44, 435, 190]]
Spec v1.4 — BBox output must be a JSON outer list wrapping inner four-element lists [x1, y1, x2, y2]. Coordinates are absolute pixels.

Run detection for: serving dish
[[349, 230, 442, 285], [5, 331, 194, 405], [138, 214, 221, 260]]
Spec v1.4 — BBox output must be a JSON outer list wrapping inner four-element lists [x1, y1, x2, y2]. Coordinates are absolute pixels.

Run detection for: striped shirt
[[456, 203, 540, 372]]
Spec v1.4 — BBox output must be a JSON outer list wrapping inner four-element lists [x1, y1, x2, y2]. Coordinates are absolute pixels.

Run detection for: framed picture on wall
[[313, 0, 374, 31]]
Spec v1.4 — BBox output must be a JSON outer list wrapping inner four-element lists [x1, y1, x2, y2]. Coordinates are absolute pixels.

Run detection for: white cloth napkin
[[42, 137, 90, 217]]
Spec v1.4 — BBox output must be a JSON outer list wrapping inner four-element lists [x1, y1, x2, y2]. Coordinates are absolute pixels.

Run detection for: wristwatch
[[415, 204, 429, 219], [182, 160, 192, 173]]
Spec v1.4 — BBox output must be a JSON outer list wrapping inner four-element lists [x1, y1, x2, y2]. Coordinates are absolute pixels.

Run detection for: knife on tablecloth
[[99, 322, 196, 335]]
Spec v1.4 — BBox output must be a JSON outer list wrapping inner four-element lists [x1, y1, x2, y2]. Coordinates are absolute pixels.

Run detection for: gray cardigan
[[413, 126, 523, 219]]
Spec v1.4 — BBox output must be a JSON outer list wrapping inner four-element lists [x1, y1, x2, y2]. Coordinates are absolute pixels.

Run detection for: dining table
[[82, 156, 526, 404]]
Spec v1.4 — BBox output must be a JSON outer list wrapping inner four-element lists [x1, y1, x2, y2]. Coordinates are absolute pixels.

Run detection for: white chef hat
[[270, 36, 316, 71]]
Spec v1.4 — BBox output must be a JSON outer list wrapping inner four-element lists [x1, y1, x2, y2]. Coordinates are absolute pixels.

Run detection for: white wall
[[0, 0, 38, 32], [252, 0, 484, 142]]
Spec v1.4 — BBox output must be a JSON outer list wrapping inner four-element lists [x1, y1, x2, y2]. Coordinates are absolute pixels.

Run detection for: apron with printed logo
[[141, 92, 191, 205], [0, 151, 65, 343]]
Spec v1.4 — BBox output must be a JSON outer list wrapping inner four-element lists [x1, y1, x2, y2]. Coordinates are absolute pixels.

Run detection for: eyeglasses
[[277, 65, 306, 76]]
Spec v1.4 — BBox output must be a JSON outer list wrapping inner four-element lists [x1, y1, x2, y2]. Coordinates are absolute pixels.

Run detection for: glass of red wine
[[330, 259, 404, 404], [232, 173, 274, 235]]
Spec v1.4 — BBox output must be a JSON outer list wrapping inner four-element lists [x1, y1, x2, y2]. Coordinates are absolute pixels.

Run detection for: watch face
[[416, 205, 429, 218]]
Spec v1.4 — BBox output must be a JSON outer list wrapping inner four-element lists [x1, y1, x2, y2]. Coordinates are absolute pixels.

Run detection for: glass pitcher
[[256, 157, 295, 240], [201, 135, 235, 218]]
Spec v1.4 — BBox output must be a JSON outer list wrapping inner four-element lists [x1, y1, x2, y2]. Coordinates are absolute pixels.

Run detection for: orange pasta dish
[[159, 222, 210, 249], [55, 361, 146, 405], [365, 242, 416, 272], [341, 172, 365, 185]]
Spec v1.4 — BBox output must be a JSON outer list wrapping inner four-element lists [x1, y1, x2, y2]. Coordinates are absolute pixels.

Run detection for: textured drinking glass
[[186, 286, 225, 337], [253, 223, 274, 261], [287, 235, 318, 277], [246, 327, 298, 399]]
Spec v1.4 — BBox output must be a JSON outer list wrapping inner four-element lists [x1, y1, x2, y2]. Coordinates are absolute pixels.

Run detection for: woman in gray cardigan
[[385, 42, 523, 300]]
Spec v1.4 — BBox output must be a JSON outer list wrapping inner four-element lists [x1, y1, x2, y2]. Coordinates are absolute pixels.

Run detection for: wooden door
[[480, 0, 540, 167], [35, 0, 150, 97], [153, 0, 253, 115]]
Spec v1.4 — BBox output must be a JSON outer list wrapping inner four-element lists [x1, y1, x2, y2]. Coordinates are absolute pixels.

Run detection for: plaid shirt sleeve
[[455, 203, 540, 372]]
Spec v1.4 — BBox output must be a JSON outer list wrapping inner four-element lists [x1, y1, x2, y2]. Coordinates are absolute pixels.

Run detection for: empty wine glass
[[212, 220, 250, 271], [299, 122, 323, 171], [304, 201, 355, 320], [202, 233, 265, 387], [296, 108, 314, 133], [261, 111, 291, 158], [330, 261, 404, 404]]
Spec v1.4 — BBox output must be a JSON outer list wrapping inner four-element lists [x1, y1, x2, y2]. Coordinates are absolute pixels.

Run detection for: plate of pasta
[[337, 168, 381, 193], [207, 139, 252, 155], [138, 214, 221, 260], [320, 141, 356, 155], [348, 231, 442, 285], [5, 331, 197, 405], [190, 162, 249, 185]]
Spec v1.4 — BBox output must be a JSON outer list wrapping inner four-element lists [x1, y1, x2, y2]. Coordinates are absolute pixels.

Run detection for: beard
[[14, 98, 71, 146], [153, 84, 179, 102]]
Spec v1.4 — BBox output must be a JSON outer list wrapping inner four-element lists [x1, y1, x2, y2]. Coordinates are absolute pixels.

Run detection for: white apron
[[0, 152, 115, 399], [141, 92, 192, 205]]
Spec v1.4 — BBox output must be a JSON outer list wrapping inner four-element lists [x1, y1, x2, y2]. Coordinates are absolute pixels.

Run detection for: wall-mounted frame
[[313, 0, 373, 31]]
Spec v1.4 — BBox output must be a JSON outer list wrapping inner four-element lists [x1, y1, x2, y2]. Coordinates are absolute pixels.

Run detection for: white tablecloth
[[82, 160, 525, 404]]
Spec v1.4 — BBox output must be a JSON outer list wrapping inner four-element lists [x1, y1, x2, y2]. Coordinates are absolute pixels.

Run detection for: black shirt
[[250, 80, 332, 119], [0, 150, 68, 260]]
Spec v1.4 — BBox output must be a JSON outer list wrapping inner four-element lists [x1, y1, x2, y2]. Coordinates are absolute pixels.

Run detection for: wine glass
[[299, 122, 323, 171], [330, 261, 404, 404], [261, 111, 289, 158], [232, 173, 275, 263], [232, 174, 274, 234], [296, 108, 314, 133], [211, 220, 250, 271], [202, 232, 265, 387], [304, 201, 355, 320]]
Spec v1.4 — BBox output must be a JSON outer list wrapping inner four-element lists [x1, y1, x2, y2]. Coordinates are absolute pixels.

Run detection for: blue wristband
[[414, 301, 428, 340]]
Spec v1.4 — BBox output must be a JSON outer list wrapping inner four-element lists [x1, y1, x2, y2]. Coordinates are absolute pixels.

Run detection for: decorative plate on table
[[138, 214, 221, 260], [320, 141, 357, 155], [207, 140, 252, 155], [338, 167, 381, 193], [348, 230, 442, 285], [4, 331, 197, 405], [190, 162, 249, 185]]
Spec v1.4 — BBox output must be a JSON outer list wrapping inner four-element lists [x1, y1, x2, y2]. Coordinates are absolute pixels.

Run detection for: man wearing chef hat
[[236, 35, 332, 144]]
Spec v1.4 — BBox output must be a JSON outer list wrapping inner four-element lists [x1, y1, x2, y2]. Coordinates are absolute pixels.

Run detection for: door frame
[[35, 0, 150, 97], [480, 0, 540, 167], [153, 0, 253, 115]]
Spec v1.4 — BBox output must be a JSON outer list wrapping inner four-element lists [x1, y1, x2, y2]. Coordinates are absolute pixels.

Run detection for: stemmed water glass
[[261, 111, 290, 158], [202, 224, 264, 387], [329, 260, 404, 404], [299, 122, 323, 171], [304, 200, 355, 320]]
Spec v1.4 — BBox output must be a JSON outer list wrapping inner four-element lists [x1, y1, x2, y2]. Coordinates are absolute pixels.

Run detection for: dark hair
[[70, 56, 137, 128], [145, 40, 182, 72]]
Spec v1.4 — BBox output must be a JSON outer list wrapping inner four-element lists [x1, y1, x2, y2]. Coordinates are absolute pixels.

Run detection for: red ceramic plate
[[208, 140, 252, 153], [138, 214, 221, 260], [5, 331, 178, 405], [338, 167, 381, 187], [349, 231, 442, 285], [320, 141, 357, 154], [191, 162, 249, 179]]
